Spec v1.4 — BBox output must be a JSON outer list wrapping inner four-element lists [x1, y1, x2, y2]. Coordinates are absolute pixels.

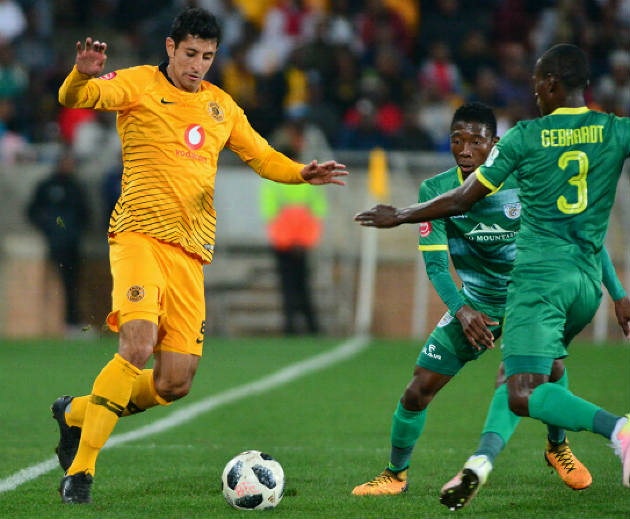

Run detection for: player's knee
[[119, 320, 158, 368], [154, 378, 191, 402], [507, 390, 529, 417], [401, 385, 432, 411]]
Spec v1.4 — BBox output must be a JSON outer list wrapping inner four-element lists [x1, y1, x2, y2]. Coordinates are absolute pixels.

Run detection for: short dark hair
[[451, 102, 497, 136], [538, 43, 589, 91], [170, 7, 222, 47]]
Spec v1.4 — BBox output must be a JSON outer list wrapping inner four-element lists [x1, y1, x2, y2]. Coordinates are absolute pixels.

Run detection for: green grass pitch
[[0, 336, 628, 518]]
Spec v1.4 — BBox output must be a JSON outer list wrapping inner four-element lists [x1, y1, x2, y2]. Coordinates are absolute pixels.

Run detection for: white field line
[[0, 335, 369, 493]]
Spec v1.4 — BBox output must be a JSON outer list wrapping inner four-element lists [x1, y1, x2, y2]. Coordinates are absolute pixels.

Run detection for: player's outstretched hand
[[354, 204, 400, 228], [455, 305, 498, 351], [614, 296, 630, 340], [76, 37, 108, 77], [301, 160, 348, 186]]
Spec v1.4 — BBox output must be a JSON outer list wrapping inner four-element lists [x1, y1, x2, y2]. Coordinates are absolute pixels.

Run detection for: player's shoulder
[[102, 64, 157, 81], [422, 166, 459, 191], [200, 81, 237, 106]]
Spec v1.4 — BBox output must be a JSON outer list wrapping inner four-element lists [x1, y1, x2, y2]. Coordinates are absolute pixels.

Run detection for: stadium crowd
[[0, 0, 629, 165]]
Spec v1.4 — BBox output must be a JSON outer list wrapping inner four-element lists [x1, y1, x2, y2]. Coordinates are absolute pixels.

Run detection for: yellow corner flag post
[[367, 147, 390, 202], [355, 148, 390, 336]]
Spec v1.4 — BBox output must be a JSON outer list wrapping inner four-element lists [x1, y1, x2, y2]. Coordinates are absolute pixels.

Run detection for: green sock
[[528, 383, 606, 437], [389, 400, 426, 471], [476, 384, 519, 462], [546, 368, 568, 444]]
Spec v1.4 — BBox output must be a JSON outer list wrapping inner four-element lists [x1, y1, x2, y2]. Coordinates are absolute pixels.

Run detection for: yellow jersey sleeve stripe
[[418, 244, 448, 251], [475, 168, 499, 191]]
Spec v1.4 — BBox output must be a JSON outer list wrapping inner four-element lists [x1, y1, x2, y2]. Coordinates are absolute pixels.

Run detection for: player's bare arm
[[455, 305, 499, 350], [75, 37, 108, 76], [354, 174, 489, 228], [613, 296, 630, 339], [301, 160, 348, 186]]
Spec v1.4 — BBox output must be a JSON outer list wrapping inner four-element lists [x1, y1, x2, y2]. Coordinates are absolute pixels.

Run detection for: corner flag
[[367, 148, 390, 202]]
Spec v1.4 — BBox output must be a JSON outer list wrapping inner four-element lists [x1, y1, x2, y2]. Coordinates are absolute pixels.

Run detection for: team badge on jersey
[[207, 102, 224, 122], [503, 202, 521, 219], [484, 145, 499, 167], [97, 71, 117, 80], [185, 124, 205, 150], [127, 285, 145, 302], [419, 222, 432, 238], [437, 312, 453, 327]]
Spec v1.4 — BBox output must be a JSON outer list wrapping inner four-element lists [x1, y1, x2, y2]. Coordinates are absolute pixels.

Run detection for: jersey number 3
[[557, 150, 589, 215]]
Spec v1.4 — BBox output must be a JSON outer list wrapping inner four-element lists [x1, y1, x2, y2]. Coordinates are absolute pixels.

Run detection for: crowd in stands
[[1, 0, 629, 164]]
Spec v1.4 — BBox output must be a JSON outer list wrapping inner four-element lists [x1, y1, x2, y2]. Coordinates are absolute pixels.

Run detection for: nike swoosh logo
[[196, 338, 204, 344], [161, 98, 176, 104]]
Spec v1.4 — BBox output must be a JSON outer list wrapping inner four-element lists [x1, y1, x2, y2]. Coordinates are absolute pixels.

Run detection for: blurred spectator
[[419, 41, 462, 99], [0, 98, 31, 164], [492, 0, 533, 45], [338, 74, 403, 150], [0, 0, 26, 42], [270, 114, 331, 163], [26, 150, 89, 333], [468, 67, 507, 109], [0, 41, 28, 99], [326, 0, 357, 48], [417, 0, 471, 58], [495, 42, 532, 109], [220, 39, 259, 109], [260, 154, 327, 335], [13, 5, 54, 71], [326, 45, 361, 115], [391, 102, 434, 151], [102, 157, 123, 229], [303, 72, 341, 145], [596, 49, 630, 116], [455, 30, 497, 87], [356, 0, 412, 59]]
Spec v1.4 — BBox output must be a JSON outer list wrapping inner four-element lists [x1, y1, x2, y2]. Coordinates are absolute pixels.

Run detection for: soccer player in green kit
[[355, 43, 630, 504], [352, 101, 627, 502]]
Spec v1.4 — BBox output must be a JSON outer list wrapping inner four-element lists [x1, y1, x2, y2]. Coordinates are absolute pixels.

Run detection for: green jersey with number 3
[[476, 107, 630, 278]]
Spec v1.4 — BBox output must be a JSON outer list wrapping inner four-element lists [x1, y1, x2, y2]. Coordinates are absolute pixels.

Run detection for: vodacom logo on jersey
[[184, 124, 205, 150]]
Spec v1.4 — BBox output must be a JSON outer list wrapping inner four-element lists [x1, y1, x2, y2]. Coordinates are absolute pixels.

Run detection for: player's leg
[[60, 319, 154, 503], [504, 264, 629, 487], [543, 360, 592, 489], [352, 365, 453, 496], [58, 233, 165, 503], [353, 312, 475, 496], [440, 363, 511, 511]]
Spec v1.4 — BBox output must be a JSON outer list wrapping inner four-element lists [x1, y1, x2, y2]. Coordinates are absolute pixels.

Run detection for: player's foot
[[51, 396, 81, 472], [351, 468, 408, 495], [544, 438, 592, 490], [611, 414, 630, 488], [59, 472, 93, 504], [440, 455, 492, 511]]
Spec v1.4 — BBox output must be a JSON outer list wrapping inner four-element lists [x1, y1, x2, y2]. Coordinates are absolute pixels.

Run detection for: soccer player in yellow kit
[[52, 7, 347, 504]]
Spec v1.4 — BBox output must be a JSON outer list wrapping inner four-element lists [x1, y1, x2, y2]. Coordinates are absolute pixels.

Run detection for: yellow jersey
[[59, 64, 305, 263]]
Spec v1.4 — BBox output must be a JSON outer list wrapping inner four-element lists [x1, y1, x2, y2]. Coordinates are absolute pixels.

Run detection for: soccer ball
[[221, 450, 285, 510]]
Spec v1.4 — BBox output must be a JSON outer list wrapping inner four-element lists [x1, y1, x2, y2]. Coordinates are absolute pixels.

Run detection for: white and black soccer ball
[[221, 450, 285, 511]]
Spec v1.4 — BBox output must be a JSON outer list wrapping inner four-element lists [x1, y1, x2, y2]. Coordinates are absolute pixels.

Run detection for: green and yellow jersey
[[418, 166, 520, 312], [476, 107, 630, 278]]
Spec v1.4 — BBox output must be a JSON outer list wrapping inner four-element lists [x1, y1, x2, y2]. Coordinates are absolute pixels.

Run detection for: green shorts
[[502, 262, 601, 377], [417, 300, 504, 376]]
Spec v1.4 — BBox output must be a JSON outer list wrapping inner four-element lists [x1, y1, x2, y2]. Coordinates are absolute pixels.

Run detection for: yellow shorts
[[106, 232, 206, 356]]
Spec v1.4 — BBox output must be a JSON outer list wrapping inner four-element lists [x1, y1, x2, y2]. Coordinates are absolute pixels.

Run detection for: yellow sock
[[65, 370, 171, 426], [65, 396, 88, 428], [66, 354, 141, 476], [122, 369, 171, 416]]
